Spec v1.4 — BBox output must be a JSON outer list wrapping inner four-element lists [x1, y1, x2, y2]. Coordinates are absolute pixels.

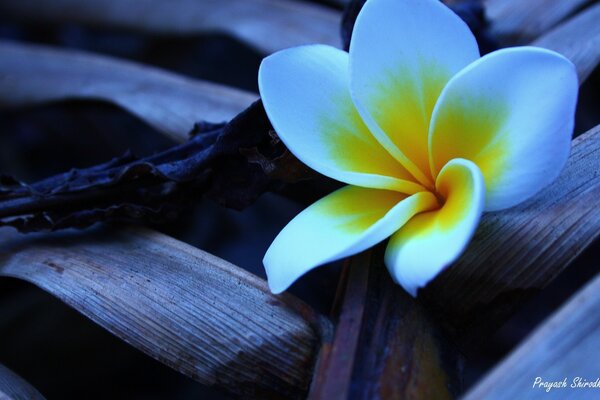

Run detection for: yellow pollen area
[[312, 159, 477, 237], [315, 186, 410, 234], [434, 162, 477, 231], [319, 95, 416, 182], [314, 185, 444, 235], [430, 95, 509, 188], [370, 61, 451, 184], [393, 161, 478, 239], [310, 65, 489, 238]]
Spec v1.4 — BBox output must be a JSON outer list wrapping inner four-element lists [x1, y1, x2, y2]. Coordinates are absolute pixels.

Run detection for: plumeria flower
[[260, 0, 578, 296]]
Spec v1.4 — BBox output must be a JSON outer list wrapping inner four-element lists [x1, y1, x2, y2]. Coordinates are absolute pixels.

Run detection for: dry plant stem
[[309, 248, 461, 400], [0, 100, 331, 231], [423, 124, 600, 349], [484, 0, 591, 43], [0, 40, 257, 142], [0, 363, 46, 400], [533, 1, 600, 82], [0, 125, 222, 224], [0, 226, 329, 399], [463, 272, 600, 400], [0, 0, 340, 54]]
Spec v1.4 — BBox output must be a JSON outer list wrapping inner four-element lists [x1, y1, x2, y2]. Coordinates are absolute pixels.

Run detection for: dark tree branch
[[0, 101, 337, 233]]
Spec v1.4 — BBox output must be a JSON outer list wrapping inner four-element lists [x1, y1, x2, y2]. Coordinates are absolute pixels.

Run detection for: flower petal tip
[[263, 252, 292, 295], [267, 283, 286, 295], [384, 240, 448, 298], [383, 159, 485, 296]]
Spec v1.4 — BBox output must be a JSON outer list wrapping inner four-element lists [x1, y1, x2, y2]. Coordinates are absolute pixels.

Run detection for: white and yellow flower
[[260, 0, 578, 296]]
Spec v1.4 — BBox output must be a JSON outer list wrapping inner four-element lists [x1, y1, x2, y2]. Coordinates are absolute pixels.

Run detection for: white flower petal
[[429, 47, 578, 211], [259, 44, 423, 194], [264, 186, 438, 293], [385, 159, 484, 296], [349, 0, 479, 186]]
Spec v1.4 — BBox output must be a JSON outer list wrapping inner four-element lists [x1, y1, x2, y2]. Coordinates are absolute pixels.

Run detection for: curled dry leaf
[[533, 1, 600, 82], [0, 227, 330, 399], [0, 363, 46, 400], [0, 0, 340, 54], [485, 0, 591, 44], [0, 40, 257, 142], [464, 271, 600, 400]]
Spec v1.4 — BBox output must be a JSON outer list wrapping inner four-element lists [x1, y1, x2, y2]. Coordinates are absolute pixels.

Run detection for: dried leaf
[[0, 363, 46, 400], [0, 227, 330, 399], [0, 40, 257, 142], [464, 272, 600, 399], [0, 0, 341, 54], [485, 0, 591, 43], [533, 1, 600, 82]]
